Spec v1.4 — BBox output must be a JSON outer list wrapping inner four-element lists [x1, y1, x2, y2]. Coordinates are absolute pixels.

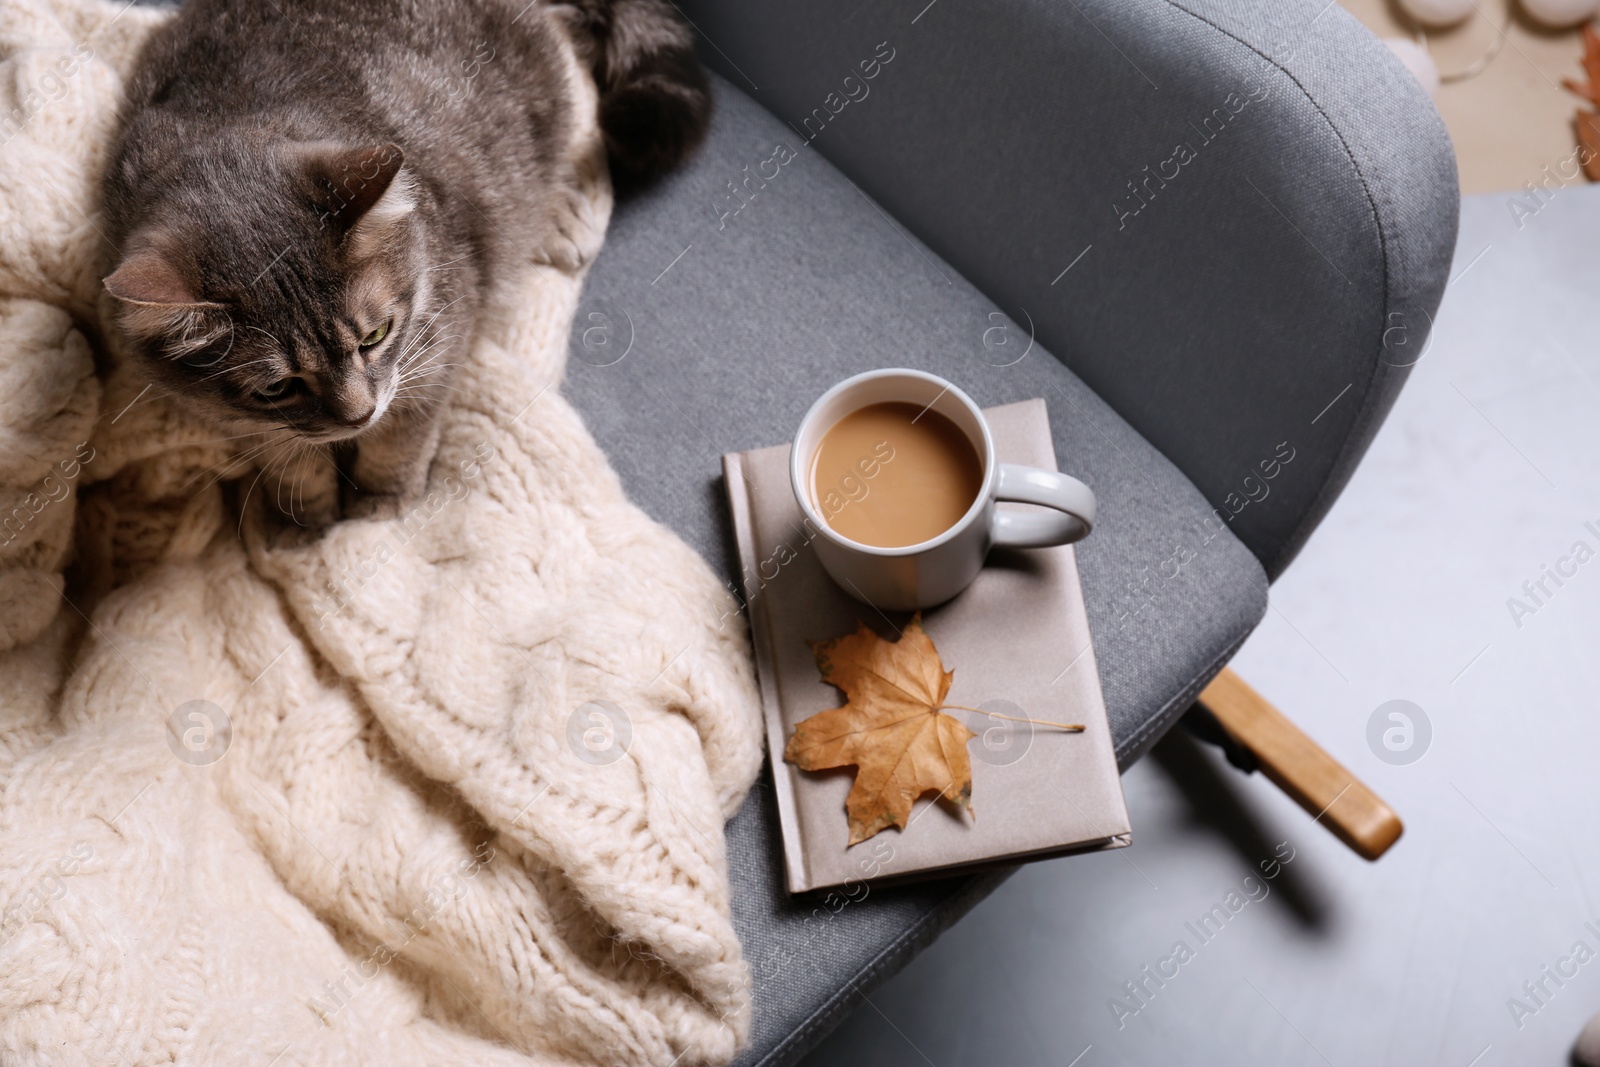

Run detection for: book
[[723, 398, 1131, 893]]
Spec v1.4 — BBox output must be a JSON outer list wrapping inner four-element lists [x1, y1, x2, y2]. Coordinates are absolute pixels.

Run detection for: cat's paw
[[536, 186, 607, 272]]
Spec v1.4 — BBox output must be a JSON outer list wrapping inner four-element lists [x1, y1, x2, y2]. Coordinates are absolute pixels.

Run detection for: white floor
[[800, 185, 1600, 1067]]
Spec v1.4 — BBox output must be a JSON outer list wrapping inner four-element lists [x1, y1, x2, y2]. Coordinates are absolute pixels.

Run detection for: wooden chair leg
[[1197, 668, 1404, 861]]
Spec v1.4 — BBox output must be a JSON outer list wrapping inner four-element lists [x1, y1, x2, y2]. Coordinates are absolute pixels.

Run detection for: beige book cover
[[723, 398, 1131, 894]]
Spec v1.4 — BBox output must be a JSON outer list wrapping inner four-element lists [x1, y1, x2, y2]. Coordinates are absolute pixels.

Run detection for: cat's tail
[[561, 0, 713, 195]]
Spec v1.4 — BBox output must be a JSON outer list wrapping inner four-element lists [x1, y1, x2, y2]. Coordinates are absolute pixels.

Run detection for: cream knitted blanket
[[0, 1, 765, 1064]]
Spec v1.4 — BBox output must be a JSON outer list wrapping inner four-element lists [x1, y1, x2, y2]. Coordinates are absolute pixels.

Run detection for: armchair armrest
[[677, 0, 1458, 577]]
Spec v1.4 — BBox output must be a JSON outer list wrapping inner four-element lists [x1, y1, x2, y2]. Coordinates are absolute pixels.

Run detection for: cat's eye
[[359, 321, 390, 348], [254, 377, 298, 402]]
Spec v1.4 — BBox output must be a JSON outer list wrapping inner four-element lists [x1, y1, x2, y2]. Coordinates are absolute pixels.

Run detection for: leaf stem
[[941, 704, 1084, 732]]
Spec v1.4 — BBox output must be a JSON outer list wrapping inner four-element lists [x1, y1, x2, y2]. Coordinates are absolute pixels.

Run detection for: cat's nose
[[338, 404, 377, 427]]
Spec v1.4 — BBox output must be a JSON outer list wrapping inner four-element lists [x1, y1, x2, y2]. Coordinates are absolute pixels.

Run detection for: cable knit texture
[[0, 0, 765, 1063]]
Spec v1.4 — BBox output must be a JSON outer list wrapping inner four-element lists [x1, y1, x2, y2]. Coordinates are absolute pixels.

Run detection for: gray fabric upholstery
[[564, 79, 1268, 1066], [674, 0, 1460, 579]]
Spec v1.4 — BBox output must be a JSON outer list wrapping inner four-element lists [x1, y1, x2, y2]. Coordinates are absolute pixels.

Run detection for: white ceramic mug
[[790, 368, 1097, 611]]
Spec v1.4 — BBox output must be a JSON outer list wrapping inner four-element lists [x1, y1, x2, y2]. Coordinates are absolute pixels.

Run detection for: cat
[[102, 0, 710, 525]]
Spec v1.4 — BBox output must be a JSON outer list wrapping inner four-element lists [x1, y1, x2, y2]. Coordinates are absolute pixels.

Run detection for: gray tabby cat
[[102, 0, 709, 523]]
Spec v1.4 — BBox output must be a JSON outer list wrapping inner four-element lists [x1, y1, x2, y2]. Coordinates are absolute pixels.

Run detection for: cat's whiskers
[[220, 431, 291, 471], [396, 331, 461, 378], [389, 318, 463, 411], [196, 430, 296, 497], [242, 437, 315, 534], [275, 441, 314, 525], [393, 383, 462, 400], [393, 346, 459, 396], [238, 443, 299, 536], [392, 300, 463, 368], [295, 443, 330, 522], [397, 354, 461, 377], [400, 329, 459, 362], [392, 336, 448, 383], [396, 371, 461, 393], [201, 438, 286, 502], [182, 425, 298, 472], [237, 465, 273, 534], [402, 294, 460, 337], [402, 356, 461, 373], [395, 373, 462, 390], [397, 360, 461, 387]]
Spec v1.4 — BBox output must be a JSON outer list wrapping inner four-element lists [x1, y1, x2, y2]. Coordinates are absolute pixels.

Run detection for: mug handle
[[990, 464, 1097, 548]]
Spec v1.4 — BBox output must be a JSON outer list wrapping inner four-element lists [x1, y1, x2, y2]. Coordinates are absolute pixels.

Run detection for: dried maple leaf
[[784, 615, 975, 846]]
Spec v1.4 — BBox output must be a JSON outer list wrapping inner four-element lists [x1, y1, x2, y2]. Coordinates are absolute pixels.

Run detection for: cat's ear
[[291, 142, 414, 248], [104, 248, 213, 307], [104, 246, 226, 350]]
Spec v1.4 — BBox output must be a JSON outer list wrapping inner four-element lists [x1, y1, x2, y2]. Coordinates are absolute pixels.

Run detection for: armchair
[[563, 0, 1458, 1061]]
